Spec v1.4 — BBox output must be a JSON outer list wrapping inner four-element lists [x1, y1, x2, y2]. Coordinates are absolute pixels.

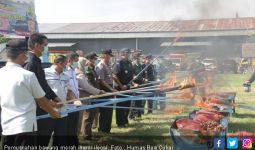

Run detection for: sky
[[35, 0, 255, 23]]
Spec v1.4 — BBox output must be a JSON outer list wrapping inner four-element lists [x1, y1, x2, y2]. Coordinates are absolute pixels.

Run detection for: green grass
[[79, 73, 255, 146], [214, 73, 255, 133]]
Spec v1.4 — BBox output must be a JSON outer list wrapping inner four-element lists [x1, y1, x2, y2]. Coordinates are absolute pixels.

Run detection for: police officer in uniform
[[96, 49, 116, 133], [81, 52, 102, 139], [142, 55, 156, 114], [129, 52, 144, 119], [112, 48, 134, 127]]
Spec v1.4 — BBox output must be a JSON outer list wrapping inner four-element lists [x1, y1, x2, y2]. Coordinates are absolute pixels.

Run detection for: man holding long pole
[[142, 55, 156, 114], [23, 33, 63, 147], [96, 49, 116, 133], [112, 48, 134, 127]]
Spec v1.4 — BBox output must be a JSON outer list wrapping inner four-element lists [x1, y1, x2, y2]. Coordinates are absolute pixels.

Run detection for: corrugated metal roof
[[39, 17, 255, 34], [43, 29, 255, 39]]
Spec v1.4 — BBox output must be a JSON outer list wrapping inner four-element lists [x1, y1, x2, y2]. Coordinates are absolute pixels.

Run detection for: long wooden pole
[[58, 83, 195, 105], [57, 84, 157, 105]]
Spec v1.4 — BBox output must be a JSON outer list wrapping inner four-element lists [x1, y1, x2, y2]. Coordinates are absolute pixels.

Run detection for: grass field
[[79, 73, 255, 146], [215, 73, 255, 133]]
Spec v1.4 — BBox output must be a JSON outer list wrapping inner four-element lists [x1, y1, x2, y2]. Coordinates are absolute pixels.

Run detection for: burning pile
[[176, 118, 201, 131], [195, 93, 234, 111], [164, 106, 184, 115], [200, 121, 224, 137], [173, 108, 228, 144]]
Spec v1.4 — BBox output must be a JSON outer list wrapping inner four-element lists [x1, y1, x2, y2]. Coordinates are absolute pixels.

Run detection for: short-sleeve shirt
[[44, 66, 71, 116], [96, 61, 113, 85], [0, 62, 45, 135]]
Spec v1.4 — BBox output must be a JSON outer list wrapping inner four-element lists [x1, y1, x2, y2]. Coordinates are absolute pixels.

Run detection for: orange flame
[[174, 89, 194, 100], [179, 75, 196, 90], [160, 73, 177, 90], [195, 99, 213, 110], [172, 75, 196, 100], [164, 106, 184, 115]]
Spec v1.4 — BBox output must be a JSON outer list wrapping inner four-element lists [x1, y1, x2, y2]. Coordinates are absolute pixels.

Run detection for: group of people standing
[[0, 33, 163, 148]]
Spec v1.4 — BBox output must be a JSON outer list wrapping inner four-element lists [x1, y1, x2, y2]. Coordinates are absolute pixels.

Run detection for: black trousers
[[52, 117, 68, 148], [146, 94, 154, 113], [130, 98, 143, 118], [1, 132, 37, 149], [98, 106, 113, 133], [37, 117, 55, 147], [37, 117, 67, 147], [130, 83, 143, 118], [66, 112, 79, 148], [116, 91, 131, 126], [146, 84, 155, 113], [98, 87, 113, 133]]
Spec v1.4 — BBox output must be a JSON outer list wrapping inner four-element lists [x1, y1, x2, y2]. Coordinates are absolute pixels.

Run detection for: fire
[[171, 75, 196, 100], [160, 73, 177, 90], [178, 75, 196, 90], [207, 97, 228, 105], [164, 106, 184, 115], [173, 89, 194, 100], [195, 99, 213, 110], [195, 94, 233, 110]]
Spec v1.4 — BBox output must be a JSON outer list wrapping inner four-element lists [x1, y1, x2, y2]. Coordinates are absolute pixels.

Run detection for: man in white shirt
[[64, 52, 80, 147], [0, 39, 60, 148], [44, 55, 76, 148]]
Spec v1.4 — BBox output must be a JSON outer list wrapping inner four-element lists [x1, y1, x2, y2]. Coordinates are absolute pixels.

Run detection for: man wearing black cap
[[129, 52, 144, 119], [112, 48, 134, 127], [142, 54, 156, 114], [95, 49, 116, 133], [23, 33, 63, 147], [81, 52, 101, 139], [0, 39, 60, 148]]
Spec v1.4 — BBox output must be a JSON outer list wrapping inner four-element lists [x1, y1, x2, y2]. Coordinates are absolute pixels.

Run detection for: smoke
[[36, 0, 255, 23], [194, 0, 222, 19], [175, 0, 255, 20]]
